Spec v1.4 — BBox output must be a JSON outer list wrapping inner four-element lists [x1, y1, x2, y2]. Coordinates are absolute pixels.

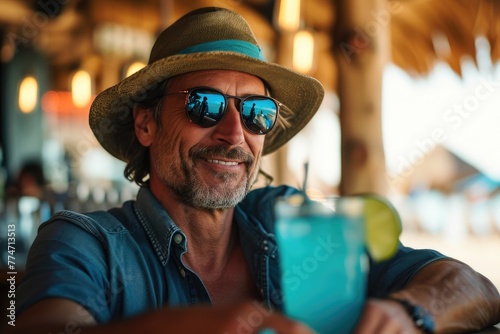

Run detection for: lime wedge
[[362, 195, 402, 262]]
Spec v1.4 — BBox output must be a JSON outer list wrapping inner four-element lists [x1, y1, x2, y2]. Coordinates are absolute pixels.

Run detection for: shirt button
[[173, 233, 183, 245], [179, 267, 186, 277]]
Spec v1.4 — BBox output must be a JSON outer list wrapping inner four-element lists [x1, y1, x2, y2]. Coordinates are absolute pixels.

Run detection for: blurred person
[[6, 161, 46, 200], [11, 7, 500, 334]]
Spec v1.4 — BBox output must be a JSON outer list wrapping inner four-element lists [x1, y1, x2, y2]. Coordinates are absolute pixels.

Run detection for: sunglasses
[[166, 86, 281, 135]]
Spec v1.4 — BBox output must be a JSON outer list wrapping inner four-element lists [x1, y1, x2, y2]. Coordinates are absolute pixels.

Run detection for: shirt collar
[[133, 186, 279, 278], [134, 186, 185, 266]]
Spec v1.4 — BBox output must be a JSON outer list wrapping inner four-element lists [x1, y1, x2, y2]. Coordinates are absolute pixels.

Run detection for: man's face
[[148, 70, 267, 210]]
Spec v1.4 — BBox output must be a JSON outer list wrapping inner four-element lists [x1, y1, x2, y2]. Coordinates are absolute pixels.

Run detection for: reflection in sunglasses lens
[[241, 97, 277, 134], [187, 90, 225, 127]]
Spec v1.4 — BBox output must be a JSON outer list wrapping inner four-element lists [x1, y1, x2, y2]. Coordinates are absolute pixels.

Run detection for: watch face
[[412, 305, 435, 333]]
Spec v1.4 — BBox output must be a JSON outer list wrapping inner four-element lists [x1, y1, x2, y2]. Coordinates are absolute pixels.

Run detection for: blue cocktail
[[275, 196, 368, 334]]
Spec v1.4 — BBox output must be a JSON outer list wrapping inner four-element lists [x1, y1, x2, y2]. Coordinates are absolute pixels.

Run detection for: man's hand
[[354, 299, 419, 334], [141, 301, 316, 334]]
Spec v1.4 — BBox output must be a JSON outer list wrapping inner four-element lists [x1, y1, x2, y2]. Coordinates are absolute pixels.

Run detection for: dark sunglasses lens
[[186, 89, 226, 127], [241, 97, 277, 134]]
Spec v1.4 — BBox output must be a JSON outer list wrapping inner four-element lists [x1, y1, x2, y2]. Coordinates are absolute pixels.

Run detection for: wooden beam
[[333, 0, 391, 195]]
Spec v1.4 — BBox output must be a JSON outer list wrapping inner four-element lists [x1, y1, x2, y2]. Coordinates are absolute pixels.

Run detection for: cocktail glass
[[275, 196, 368, 334]]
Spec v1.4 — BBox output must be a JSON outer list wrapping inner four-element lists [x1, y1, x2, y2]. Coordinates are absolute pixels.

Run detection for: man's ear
[[133, 106, 156, 147]]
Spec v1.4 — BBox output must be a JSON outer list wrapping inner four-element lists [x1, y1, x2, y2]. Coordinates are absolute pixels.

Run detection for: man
[[13, 7, 500, 334]]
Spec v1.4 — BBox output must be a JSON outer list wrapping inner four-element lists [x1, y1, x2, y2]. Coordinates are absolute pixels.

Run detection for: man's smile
[[206, 159, 239, 166]]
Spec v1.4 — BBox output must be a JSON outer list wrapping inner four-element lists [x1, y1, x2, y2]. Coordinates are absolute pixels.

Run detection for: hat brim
[[89, 51, 324, 162]]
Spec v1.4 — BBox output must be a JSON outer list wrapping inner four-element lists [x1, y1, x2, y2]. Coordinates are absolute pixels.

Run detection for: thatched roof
[[2, 0, 500, 82], [390, 0, 500, 77]]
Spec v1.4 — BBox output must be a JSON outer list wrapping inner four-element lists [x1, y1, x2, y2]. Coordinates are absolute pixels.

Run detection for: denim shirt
[[17, 185, 445, 323]]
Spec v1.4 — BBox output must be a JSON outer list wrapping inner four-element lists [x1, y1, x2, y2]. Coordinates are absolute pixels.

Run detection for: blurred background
[[1, 0, 499, 292]]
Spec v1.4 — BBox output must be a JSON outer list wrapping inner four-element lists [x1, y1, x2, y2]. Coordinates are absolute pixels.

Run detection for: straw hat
[[89, 7, 324, 162]]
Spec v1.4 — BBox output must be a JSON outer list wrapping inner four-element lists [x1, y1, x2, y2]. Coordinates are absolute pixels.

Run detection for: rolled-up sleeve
[[16, 219, 111, 323], [367, 243, 447, 298]]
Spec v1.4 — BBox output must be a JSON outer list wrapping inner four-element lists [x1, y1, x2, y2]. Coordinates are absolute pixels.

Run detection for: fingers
[[354, 299, 418, 334], [261, 314, 315, 334], [225, 301, 315, 334]]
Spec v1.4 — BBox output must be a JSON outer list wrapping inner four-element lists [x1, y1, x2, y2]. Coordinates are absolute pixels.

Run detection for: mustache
[[189, 145, 255, 165]]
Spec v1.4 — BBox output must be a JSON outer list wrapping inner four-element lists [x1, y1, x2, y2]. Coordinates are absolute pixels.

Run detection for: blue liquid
[[276, 213, 368, 334]]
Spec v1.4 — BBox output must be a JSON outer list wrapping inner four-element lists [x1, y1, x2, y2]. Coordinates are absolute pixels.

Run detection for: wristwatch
[[388, 297, 435, 333]]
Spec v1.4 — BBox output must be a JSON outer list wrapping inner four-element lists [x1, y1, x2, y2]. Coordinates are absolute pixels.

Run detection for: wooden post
[[333, 0, 391, 196], [272, 30, 300, 187]]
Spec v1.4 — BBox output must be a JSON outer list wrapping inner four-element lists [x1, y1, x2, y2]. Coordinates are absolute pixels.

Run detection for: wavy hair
[[123, 80, 168, 186]]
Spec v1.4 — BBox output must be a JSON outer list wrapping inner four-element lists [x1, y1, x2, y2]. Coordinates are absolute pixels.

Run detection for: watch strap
[[388, 297, 435, 333]]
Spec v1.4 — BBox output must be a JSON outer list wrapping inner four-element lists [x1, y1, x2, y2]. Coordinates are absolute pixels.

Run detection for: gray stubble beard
[[156, 145, 259, 210]]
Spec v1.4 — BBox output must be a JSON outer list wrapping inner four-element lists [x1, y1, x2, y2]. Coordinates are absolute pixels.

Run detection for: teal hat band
[[179, 40, 267, 61]]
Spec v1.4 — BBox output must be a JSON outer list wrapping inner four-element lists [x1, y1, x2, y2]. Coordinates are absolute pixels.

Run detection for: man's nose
[[210, 99, 246, 145]]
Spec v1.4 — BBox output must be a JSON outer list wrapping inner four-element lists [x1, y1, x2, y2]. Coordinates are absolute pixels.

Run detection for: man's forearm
[[9, 300, 315, 334], [390, 259, 500, 333]]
